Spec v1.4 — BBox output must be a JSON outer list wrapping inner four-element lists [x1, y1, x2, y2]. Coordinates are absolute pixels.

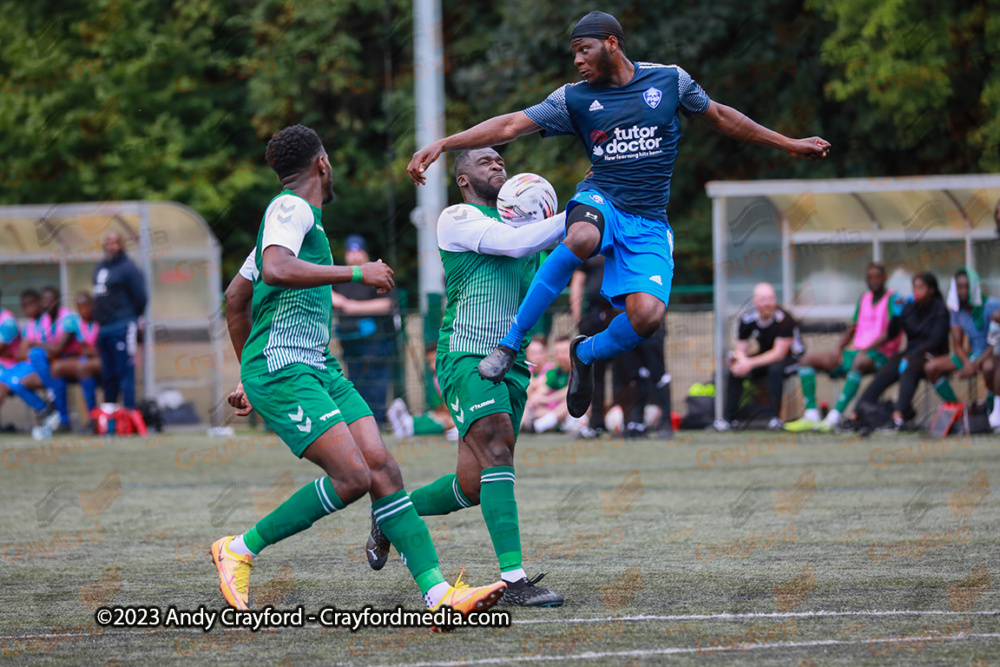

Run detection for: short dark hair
[[21, 289, 40, 301], [76, 291, 93, 303], [867, 262, 886, 276], [454, 150, 475, 182], [41, 285, 59, 298], [265, 124, 324, 179]]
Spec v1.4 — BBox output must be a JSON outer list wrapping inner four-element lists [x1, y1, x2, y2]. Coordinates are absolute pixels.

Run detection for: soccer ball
[[497, 173, 558, 228]]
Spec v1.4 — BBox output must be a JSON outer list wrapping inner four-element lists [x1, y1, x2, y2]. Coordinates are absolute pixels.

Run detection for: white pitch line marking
[[512, 609, 1000, 625], [365, 633, 1000, 667], [3, 609, 998, 642]]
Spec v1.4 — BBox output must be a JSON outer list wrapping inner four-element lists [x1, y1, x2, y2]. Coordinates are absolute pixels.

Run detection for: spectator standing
[[331, 234, 397, 429], [92, 231, 147, 415], [570, 255, 615, 438]]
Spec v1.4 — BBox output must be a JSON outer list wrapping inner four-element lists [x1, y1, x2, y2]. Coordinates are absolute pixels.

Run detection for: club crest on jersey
[[589, 194, 605, 205], [643, 87, 662, 109]]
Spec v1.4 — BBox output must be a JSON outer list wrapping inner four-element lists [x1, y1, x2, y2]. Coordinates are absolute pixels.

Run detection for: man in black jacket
[[92, 231, 147, 413], [855, 271, 950, 428]]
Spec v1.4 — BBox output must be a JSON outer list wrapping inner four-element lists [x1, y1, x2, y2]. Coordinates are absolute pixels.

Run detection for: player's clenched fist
[[786, 137, 831, 160], [228, 382, 253, 416], [361, 259, 395, 294]]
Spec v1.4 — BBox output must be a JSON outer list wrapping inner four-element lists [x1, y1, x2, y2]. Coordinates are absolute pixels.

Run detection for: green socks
[[798, 367, 817, 411], [410, 468, 524, 576], [413, 414, 445, 435], [934, 378, 958, 402], [411, 473, 474, 516], [480, 466, 522, 574], [834, 370, 863, 414], [244, 477, 345, 555], [372, 490, 445, 595]]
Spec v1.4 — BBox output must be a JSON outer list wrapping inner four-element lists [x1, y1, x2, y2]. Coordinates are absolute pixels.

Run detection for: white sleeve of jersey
[[238, 249, 258, 281], [478, 212, 566, 258], [260, 195, 314, 257], [437, 204, 498, 253]]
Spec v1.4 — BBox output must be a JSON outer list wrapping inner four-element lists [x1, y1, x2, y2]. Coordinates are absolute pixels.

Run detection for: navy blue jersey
[[524, 62, 710, 222]]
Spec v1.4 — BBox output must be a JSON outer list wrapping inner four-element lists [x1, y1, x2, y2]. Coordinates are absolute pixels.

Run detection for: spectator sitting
[[714, 282, 804, 432], [0, 289, 61, 437], [923, 268, 1000, 404], [785, 262, 901, 432], [524, 334, 553, 396], [26, 286, 84, 431], [73, 292, 103, 417], [522, 336, 576, 434], [386, 342, 458, 441], [854, 271, 950, 429]]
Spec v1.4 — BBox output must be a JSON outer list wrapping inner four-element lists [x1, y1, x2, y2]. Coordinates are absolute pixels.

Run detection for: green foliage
[[0, 0, 994, 299], [809, 0, 997, 171]]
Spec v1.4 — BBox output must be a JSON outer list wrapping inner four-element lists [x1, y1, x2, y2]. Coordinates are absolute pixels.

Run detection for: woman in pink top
[[785, 263, 902, 432]]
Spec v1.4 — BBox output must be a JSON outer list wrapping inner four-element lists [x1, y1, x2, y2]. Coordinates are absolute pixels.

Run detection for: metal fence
[[1, 306, 977, 431]]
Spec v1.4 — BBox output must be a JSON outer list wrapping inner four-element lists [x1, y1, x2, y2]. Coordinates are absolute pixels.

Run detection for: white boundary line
[[512, 609, 1000, 625], [2, 609, 998, 642], [366, 633, 1000, 667]]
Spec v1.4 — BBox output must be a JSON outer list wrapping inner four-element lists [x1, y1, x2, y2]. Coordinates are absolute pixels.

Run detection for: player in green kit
[[211, 125, 506, 620], [366, 148, 565, 606]]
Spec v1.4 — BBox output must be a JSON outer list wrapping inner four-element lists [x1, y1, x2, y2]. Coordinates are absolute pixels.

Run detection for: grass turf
[[0, 427, 998, 665]]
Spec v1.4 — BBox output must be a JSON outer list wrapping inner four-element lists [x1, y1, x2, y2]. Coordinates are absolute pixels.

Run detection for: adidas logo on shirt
[[589, 100, 604, 112]]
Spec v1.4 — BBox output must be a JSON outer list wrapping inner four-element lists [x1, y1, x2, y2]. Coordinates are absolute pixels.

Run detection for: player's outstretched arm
[[407, 112, 541, 185], [261, 246, 395, 293], [695, 101, 830, 160]]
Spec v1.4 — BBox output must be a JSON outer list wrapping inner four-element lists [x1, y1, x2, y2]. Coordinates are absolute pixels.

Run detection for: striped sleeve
[[523, 85, 576, 137], [676, 66, 711, 117]]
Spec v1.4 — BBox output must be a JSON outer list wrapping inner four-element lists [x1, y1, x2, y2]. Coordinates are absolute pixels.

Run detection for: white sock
[[501, 568, 526, 584], [802, 408, 820, 422], [989, 399, 1000, 426], [534, 412, 559, 433], [228, 534, 257, 557], [824, 409, 841, 425], [424, 581, 452, 608]]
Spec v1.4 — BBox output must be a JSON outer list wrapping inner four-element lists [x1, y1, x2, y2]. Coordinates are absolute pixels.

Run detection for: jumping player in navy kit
[[407, 11, 831, 417]]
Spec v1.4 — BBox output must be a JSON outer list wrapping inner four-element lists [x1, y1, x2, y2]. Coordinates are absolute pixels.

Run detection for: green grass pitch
[[1, 428, 998, 665]]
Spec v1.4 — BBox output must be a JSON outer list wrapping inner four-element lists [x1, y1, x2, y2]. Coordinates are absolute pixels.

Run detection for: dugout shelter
[[0, 201, 225, 428], [707, 174, 1000, 421]]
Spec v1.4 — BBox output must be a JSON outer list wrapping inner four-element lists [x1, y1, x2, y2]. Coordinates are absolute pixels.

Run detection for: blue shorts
[[0, 362, 35, 388], [568, 190, 674, 310]]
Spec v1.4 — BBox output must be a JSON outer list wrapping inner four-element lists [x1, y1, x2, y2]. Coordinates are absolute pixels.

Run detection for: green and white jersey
[[238, 246, 343, 375], [241, 190, 333, 380], [437, 204, 544, 360]]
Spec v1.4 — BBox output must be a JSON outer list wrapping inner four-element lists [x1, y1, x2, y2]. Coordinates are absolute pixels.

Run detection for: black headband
[[570, 11, 624, 43]]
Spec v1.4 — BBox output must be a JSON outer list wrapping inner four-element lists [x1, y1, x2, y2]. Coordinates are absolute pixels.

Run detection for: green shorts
[[242, 363, 372, 457], [830, 348, 888, 378], [437, 352, 530, 440]]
